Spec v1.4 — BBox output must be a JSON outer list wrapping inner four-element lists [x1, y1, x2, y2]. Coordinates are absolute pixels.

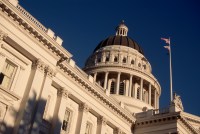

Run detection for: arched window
[[123, 57, 126, 63], [106, 57, 109, 62], [137, 87, 140, 99], [131, 60, 134, 64], [119, 82, 125, 95], [114, 56, 118, 62], [110, 81, 115, 94]]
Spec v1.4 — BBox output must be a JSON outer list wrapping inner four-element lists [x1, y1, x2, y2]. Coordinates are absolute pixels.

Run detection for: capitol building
[[0, 0, 200, 134]]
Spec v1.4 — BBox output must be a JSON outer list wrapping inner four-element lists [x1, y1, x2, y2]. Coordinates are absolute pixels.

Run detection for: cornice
[[57, 61, 135, 125], [0, 0, 72, 60]]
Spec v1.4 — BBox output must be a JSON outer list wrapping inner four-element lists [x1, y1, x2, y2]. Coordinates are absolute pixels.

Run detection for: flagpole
[[169, 37, 173, 102]]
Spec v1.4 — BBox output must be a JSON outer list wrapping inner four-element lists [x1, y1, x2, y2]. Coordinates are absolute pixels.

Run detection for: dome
[[93, 35, 144, 54]]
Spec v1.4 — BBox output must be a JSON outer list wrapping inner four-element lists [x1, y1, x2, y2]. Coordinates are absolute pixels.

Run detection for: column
[[53, 88, 70, 134], [154, 89, 157, 108], [125, 80, 129, 96], [18, 59, 46, 133], [76, 103, 90, 134], [134, 83, 137, 99], [104, 72, 109, 89], [157, 93, 159, 109], [140, 78, 143, 100], [97, 116, 107, 134], [116, 72, 121, 94], [148, 83, 151, 105], [31, 66, 56, 133], [128, 75, 133, 97], [94, 72, 97, 82]]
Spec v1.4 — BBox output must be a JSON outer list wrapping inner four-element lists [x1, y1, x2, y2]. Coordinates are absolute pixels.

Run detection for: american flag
[[161, 37, 170, 44]]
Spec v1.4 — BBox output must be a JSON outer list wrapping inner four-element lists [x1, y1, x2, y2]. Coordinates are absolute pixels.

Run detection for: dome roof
[[93, 35, 144, 54]]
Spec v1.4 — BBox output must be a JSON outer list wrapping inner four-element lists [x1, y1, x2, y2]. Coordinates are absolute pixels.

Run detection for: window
[[131, 60, 134, 64], [85, 122, 92, 134], [138, 63, 141, 67], [105, 57, 109, 62], [114, 56, 118, 62], [110, 81, 115, 94], [122, 57, 126, 63], [0, 60, 16, 89], [62, 109, 71, 132], [119, 82, 124, 95]]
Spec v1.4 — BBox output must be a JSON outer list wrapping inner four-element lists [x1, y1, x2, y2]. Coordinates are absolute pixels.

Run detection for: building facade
[[0, 0, 199, 134]]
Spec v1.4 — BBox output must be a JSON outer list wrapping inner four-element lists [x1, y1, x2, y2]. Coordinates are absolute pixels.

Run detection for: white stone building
[[0, 0, 199, 133]]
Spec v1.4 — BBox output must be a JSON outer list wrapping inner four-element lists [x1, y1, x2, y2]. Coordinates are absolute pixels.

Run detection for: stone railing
[[16, 4, 47, 32], [153, 107, 170, 115]]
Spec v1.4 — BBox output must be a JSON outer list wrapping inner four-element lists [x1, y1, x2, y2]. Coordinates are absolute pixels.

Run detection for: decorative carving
[[79, 103, 90, 112], [57, 88, 70, 99], [0, 30, 8, 43], [45, 66, 56, 78], [97, 116, 107, 125], [172, 93, 184, 111], [114, 127, 123, 134], [32, 59, 46, 72]]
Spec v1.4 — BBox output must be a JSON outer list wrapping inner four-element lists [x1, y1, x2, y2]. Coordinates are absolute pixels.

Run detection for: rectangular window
[[0, 60, 16, 89], [85, 122, 92, 134], [62, 109, 71, 132]]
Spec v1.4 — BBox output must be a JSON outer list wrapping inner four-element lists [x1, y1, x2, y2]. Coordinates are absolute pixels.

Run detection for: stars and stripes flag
[[161, 37, 170, 51]]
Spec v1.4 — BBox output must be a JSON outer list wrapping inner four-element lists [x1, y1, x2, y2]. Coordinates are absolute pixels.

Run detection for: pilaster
[[53, 88, 70, 134], [76, 103, 90, 134], [97, 116, 107, 134]]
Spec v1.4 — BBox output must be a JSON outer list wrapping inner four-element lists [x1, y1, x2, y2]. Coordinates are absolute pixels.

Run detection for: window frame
[[0, 59, 17, 90]]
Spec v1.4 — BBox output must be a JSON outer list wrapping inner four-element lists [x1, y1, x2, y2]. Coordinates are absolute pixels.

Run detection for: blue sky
[[20, 0, 200, 116]]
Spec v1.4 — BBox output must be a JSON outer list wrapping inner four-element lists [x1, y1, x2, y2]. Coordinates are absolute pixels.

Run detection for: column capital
[[57, 87, 70, 99], [79, 103, 90, 112], [32, 59, 46, 72], [45, 66, 56, 78], [97, 116, 107, 125], [114, 127, 123, 134], [0, 30, 8, 42]]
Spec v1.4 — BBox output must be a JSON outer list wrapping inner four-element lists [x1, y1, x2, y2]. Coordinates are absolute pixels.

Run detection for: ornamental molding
[[32, 59, 46, 72], [0, 29, 8, 43], [45, 66, 56, 78], [57, 88, 70, 99], [97, 116, 107, 125], [32, 59, 56, 78], [79, 102, 90, 112], [114, 127, 123, 134]]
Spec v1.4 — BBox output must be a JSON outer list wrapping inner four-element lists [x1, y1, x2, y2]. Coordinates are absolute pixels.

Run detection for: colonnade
[[93, 72, 159, 108]]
